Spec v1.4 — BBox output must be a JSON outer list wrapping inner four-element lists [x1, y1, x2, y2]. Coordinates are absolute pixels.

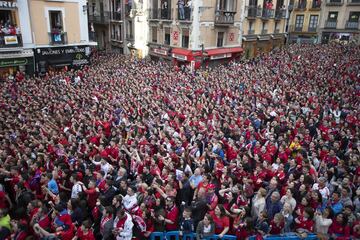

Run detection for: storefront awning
[[172, 48, 193, 56], [172, 48, 201, 61], [206, 47, 243, 56]]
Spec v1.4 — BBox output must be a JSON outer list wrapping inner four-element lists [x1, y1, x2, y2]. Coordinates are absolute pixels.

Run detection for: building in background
[[319, 0, 360, 44], [242, 0, 288, 58], [0, 0, 35, 77], [29, 0, 96, 73], [148, 0, 244, 68], [287, 0, 321, 43], [88, 0, 111, 50]]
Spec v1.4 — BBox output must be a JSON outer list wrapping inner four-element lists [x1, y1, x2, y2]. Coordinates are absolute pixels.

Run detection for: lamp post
[[286, 3, 293, 45]]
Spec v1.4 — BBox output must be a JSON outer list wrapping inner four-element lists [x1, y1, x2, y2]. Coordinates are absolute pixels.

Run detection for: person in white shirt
[[280, 188, 297, 213], [312, 177, 330, 202], [252, 188, 266, 219], [314, 207, 333, 237], [122, 186, 138, 213], [70, 173, 83, 199], [92, 158, 114, 178], [113, 208, 134, 240]]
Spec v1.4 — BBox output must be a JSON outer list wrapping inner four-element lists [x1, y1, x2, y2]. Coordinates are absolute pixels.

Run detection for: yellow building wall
[[30, 0, 81, 45]]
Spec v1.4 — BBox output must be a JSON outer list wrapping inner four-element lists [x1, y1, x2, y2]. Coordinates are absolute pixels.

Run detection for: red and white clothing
[[113, 212, 134, 240]]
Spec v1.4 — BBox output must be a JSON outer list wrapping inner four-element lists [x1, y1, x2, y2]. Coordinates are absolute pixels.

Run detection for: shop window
[[164, 27, 171, 45], [217, 32, 224, 47]]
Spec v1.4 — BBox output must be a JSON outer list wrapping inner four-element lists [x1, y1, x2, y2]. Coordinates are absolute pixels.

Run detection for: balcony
[[246, 6, 258, 18], [274, 29, 280, 33], [310, 0, 322, 9], [0, 34, 23, 48], [248, 29, 255, 34], [348, 0, 360, 4], [308, 26, 317, 32], [325, 20, 337, 28], [345, 21, 359, 29], [110, 12, 122, 21], [215, 10, 236, 25], [326, 0, 343, 5], [296, 0, 307, 10], [49, 32, 67, 45], [88, 11, 110, 24], [149, 8, 172, 20], [274, 9, 286, 19], [261, 8, 275, 19], [261, 29, 268, 34], [177, 6, 191, 21]]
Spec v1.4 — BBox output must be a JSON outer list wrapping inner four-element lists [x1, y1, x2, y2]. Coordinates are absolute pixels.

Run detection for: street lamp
[[286, 3, 293, 45]]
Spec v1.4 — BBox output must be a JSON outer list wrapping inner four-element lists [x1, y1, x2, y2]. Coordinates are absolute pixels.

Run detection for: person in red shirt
[[74, 220, 95, 240], [329, 213, 351, 240], [269, 213, 284, 235], [158, 196, 179, 231], [210, 204, 230, 238], [295, 207, 314, 233]]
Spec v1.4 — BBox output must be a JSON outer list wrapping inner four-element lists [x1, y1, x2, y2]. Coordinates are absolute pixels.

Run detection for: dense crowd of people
[[0, 44, 359, 240]]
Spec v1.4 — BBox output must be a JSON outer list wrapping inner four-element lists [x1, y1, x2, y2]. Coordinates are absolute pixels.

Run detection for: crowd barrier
[[149, 231, 320, 240]]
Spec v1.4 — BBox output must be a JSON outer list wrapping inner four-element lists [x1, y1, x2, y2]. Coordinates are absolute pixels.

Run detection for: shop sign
[[72, 53, 89, 66], [210, 53, 232, 60], [173, 31, 179, 41], [172, 53, 187, 61], [38, 47, 87, 56], [4, 35, 18, 45], [0, 1, 17, 9], [0, 58, 28, 67], [154, 48, 167, 56]]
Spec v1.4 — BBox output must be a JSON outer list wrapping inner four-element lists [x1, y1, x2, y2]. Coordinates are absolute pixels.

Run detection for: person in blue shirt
[[180, 208, 194, 236], [189, 168, 203, 190], [329, 191, 343, 215], [45, 173, 59, 195]]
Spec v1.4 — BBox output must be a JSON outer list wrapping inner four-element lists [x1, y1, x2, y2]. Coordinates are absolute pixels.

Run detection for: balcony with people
[[214, 0, 237, 25], [296, 0, 307, 10], [261, 0, 275, 20], [0, 16, 22, 48], [326, 0, 343, 5], [310, 0, 321, 9], [177, 0, 191, 21]]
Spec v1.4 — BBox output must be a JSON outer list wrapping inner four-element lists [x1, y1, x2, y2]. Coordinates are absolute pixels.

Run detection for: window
[[152, 27, 157, 43], [127, 20, 133, 38], [249, 0, 258, 6], [262, 22, 268, 34], [217, 0, 236, 11], [309, 15, 318, 29], [164, 27, 171, 45], [274, 22, 279, 32], [181, 29, 189, 48], [217, 32, 224, 47], [349, 12, 360, 22], [295, 15, 304, 28], [49, 11, 63, 31], [328, 12, 338, 20]]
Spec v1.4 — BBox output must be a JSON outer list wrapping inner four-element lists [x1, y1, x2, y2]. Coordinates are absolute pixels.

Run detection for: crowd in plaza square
[[0, 43, 359, 240]]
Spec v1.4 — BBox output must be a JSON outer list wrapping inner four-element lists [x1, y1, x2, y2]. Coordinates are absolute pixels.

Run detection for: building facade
[[287, 0, 321, 43], [0, 0, 95, 77], [88, 0, 111, 50], [319, 0, 360, 44], [242, 0, 288, 58], [0, 0, 34, 77], [148, 0, 245, 68]]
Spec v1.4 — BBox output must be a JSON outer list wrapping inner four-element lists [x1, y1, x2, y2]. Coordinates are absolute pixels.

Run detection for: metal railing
[[177, 6, 191, 21], [49, 32, 67, 45], [345, 21, 359, 29], [296, 0, 307, 9], [246, 6, 258, 18], [0, 34, 23, 48], [261, 8, 274, 19], [248, 29, 255, 34], [325, 20, 337, 28], [348, 0, 360, 4], [275, 9, 286, 19], [326, 0, 343, 5], [148, 8, 173, 20], [310, 0, 322, 8], [215, 10, 235, 24], [261, 29, 268, 34], [110, 12, 122, 21], [88, 11, 110, 24]]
